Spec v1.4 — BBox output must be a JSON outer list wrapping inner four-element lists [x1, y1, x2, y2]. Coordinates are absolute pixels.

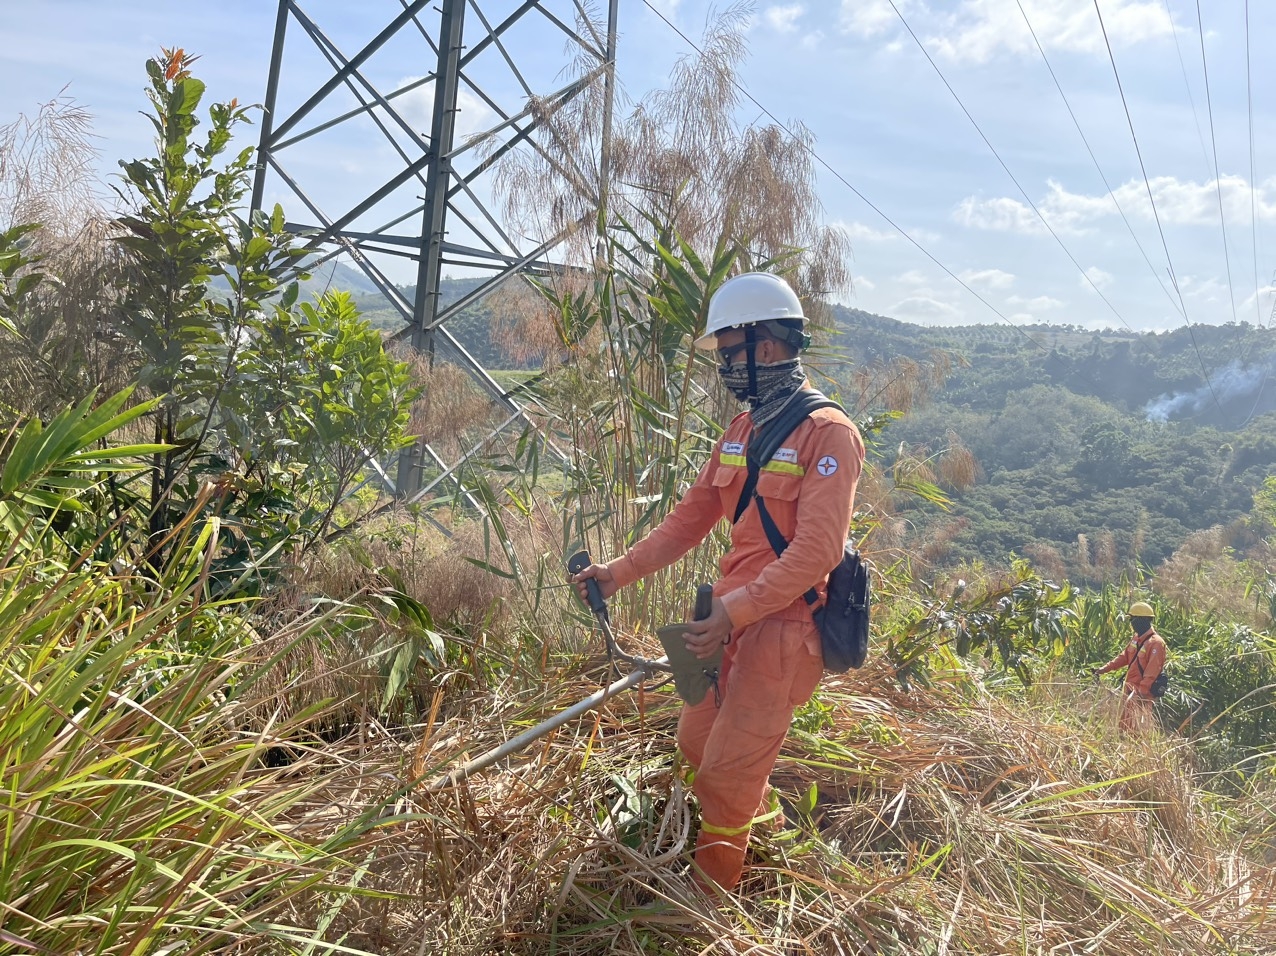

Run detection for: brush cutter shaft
[[426, 661, 661, 790], [595, 606, 665, 672], [427, 566, 711, 789]]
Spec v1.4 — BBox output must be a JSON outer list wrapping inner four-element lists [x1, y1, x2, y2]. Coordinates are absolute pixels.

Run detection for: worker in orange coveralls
[[571, 272, 864, 894], [1093, 600, 1167, 733]]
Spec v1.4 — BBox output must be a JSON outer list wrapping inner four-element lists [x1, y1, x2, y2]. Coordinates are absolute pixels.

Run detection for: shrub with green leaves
[[116, 51, 413, 568], [886, 561, 1076, 687], [0, 49, 417, 591]]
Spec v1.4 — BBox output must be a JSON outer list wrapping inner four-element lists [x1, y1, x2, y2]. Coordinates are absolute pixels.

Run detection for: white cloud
[[1082, 266, 1113, 290], [958, 267, 1015, 289], [836, 220, 898, 243], [1121, 175, 1276, 225], [1239, 285, 1276, 318], [956, 176, 1276, 236], [1060, 175, 1276, 227], [1180, 276, 1228, 302], [896, 269, 931, 286], [837, 0, 1173, 63], [890, 294, 962, 323], [392, 76, 495, 139], [838, 0, 912, 37], [854, 276, 877, 292], [838, 0, 1172, 61], [927, 0, 1173, 64], [764, 4, 805, 33], [953, 195, 1046, 234], [1007, 294, 1064, 310], [835, 219, 941, 244]]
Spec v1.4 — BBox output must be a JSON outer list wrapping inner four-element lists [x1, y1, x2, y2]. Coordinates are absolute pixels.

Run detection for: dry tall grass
[[490, 2, 852, 314], [248, 505, 572, 731], [279, 653, 1276, 955], [1154, 525, 1274, 629], [398, 353, 506, 463], [0, 94, 137, 417]]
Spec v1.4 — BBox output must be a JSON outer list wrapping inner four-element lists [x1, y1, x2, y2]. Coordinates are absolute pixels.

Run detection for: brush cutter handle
[[567, 550, 607, 615], [566, 549, 669, 677], [694, 583, 714, 621]]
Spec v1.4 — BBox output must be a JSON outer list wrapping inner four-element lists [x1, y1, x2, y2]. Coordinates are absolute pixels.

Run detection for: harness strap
[[756, 496, 819, 607], [1129, 632, 1154, 679]]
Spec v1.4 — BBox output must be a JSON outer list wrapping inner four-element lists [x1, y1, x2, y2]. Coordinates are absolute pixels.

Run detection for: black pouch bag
[[811, 542, 871, 671], [735, 390, 870, 672]]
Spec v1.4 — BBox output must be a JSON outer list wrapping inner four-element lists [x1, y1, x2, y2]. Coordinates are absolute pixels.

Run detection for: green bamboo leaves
[[0, 387, 168, 542]]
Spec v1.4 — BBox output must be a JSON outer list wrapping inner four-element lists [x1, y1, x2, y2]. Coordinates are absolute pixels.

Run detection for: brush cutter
[[426, 556, 717, 790]]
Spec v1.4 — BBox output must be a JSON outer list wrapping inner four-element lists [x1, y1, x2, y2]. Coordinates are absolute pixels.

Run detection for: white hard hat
[[695, 272, 806, 349]]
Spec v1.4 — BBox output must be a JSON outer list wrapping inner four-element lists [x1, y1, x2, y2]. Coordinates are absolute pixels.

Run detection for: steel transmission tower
[[250, 0, 619, 498]]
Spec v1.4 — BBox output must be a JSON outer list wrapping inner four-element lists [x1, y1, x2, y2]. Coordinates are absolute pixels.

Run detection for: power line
[[1091, 0, 1222, 413], [1194, 0, 1240, 328], [885, 0, 1136, 334], [1162, 0, 1213, 180], [1014, 0, 1183, 320], [1245, 0, 1262, 329], [638, 0, 1052, 353]]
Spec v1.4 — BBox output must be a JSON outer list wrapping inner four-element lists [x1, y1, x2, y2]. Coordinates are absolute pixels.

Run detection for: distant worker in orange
[[1093, 600, 1167, 733], [571, 272, 864, 894]]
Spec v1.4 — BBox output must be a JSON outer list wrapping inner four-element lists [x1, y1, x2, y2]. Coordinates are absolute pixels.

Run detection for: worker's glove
[[1089, 667, 1101, 681], [657, 624, 723, 707]]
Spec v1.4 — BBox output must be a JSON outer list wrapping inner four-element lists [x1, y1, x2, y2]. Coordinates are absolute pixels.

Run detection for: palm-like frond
[[0, 387, 168, 541]]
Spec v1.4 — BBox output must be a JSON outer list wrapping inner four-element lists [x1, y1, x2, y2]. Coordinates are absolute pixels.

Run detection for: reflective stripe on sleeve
[[761, 460, 804, 477]]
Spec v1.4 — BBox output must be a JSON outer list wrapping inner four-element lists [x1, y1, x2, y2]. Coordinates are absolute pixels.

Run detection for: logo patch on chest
[[723, 441, 745, 456], [772, 447, 799, 464]]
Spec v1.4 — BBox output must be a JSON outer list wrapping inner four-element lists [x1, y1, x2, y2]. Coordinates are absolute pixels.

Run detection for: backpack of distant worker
[[734, 389, 870, 672], [1149, 671, 1169, 698]]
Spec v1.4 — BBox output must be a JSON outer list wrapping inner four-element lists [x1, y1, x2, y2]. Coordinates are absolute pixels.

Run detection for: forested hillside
[[825, 306, 1276, 580]]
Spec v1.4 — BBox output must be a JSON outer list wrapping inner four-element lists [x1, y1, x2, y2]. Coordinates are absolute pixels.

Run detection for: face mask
[[717, 358, 805, 423], [717, 361, 756, 402]]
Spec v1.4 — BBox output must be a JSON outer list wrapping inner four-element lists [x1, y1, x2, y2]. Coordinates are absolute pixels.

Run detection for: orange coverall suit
[[1097, 628, 1166, 732], [605, 401, 863, 890]]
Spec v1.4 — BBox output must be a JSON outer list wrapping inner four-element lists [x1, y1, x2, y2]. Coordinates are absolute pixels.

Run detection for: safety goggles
[[716, 340, 754, 367]]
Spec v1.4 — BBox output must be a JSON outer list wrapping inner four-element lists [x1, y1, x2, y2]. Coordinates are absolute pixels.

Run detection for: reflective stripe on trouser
[[677, 615, 823, 891]]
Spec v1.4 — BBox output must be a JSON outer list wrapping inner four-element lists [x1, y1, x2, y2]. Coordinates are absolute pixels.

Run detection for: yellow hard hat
[[1127, 601, 1155, 618]]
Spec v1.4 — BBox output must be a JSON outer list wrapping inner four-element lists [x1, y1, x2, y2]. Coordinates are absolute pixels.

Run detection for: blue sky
[[3, 0, 1275, 333]]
